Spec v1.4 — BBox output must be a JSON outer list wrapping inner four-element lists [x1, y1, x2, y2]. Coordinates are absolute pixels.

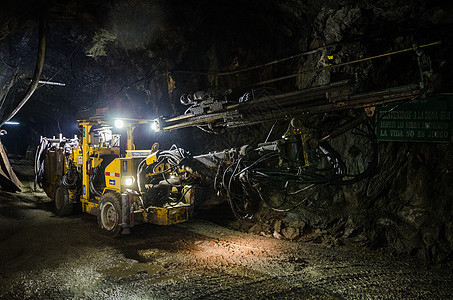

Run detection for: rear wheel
[[54, 186, 73, 216], [97, 193, 122, 237]]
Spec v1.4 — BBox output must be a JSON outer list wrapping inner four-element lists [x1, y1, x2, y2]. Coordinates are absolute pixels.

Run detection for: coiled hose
[[62, 159, 80, 190], [89, 168, 103, 197], [34, 138, 49, 191], [136, 145, 188, 194]]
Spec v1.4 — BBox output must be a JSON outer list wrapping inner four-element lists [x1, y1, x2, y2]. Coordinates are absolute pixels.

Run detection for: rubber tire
[[97, 193, 122, 237], [54, 186, 74, 217]]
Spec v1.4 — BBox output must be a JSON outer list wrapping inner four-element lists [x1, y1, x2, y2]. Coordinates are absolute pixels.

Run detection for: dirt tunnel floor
[[1, 166, 453, 299]]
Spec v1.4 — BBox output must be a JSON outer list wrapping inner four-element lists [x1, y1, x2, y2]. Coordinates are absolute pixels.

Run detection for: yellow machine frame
[[40, 118, 195, 235]]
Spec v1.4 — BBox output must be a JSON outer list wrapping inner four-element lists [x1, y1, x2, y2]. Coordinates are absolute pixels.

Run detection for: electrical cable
[[164, 185, 194, 208], [376, 86, 427, 123], [1, 13, 48, 126], [248, 42, 441, 87], [264, 120, 278, 143], [255, 185, 312, 212], [36, 39, 82, 89], [234, 152, 279, 178], [166, 41, 441, 79]]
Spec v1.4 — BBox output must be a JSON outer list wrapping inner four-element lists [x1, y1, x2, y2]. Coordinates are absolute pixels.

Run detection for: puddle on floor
[[137, 248, 163, 261], [100, 261, 163, 279]]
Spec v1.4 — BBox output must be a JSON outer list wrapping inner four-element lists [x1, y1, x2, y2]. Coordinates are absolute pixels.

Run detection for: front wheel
[[97, 193, 122, 237]]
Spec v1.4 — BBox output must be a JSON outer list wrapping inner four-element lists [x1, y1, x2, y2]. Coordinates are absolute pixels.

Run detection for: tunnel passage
[[0, 0, 453, 298]]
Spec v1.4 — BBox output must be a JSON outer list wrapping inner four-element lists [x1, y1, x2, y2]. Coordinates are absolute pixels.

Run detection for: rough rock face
[[229, 0, 453, 263], [291, 0, 453, 263], [0, 0, 452, 262], [244, 137, 453, 262], [298, 136, 453, 262]]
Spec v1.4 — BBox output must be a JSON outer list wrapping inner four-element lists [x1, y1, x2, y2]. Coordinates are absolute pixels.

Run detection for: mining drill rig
[[35, 118, 197, 236], [148, 42, 440, 220], [35, 41, 442, 234]]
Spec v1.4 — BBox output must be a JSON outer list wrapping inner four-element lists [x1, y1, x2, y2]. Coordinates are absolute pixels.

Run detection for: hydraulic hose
[[34, 138, 49, 191], [1, 12, 48, 126], [62, 159, 79, 189]]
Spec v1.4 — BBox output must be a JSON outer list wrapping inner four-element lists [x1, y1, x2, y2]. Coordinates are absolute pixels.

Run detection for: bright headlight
[[125, 177, 134, 186], [150, 120, 159, 132], [114, 119, 124, 128]]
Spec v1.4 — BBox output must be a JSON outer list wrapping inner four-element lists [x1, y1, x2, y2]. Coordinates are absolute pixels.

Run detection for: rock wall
[[218, 0, 453, 263], [253, 135, 453, 263], [0, 0, 452, 262]]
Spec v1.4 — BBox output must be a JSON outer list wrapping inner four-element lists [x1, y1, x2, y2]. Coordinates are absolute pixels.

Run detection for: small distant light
[[114, 119, 124, 128], [5, 121, 19, 125], [150, 120, 159, 132], [125, 177, 134, 186]]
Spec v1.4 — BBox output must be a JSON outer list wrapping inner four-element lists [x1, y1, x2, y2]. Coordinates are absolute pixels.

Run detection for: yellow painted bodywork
[[49, 119, 194, 225], [142, 204, 191, 225], [140, 185, 195, 225], [125, 150, 152, 158], [145, 152, 158, 165], [72, 148, 82, 166], [103, 157, 137, 192], [82, 201, 99, 215], [104, 158, 121, 192], [79, 121, 92, 204], [78, 121, 122, 214]]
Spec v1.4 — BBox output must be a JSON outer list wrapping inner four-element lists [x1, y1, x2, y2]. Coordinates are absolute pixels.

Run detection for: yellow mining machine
[[35, 118, 197, 236], [34, 42, 441, 229]]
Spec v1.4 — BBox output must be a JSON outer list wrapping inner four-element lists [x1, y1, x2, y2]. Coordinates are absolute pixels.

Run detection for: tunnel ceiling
[[0, 0, 452, 143], [0, 0, 316, 123]]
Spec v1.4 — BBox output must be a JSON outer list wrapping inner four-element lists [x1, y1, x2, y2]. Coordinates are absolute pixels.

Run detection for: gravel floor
[[1, 171, 452, 299]]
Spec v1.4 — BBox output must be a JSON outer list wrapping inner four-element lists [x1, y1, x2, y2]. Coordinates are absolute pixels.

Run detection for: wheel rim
[[55, 188, 64, 210], [101, 202, 118, 231]]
